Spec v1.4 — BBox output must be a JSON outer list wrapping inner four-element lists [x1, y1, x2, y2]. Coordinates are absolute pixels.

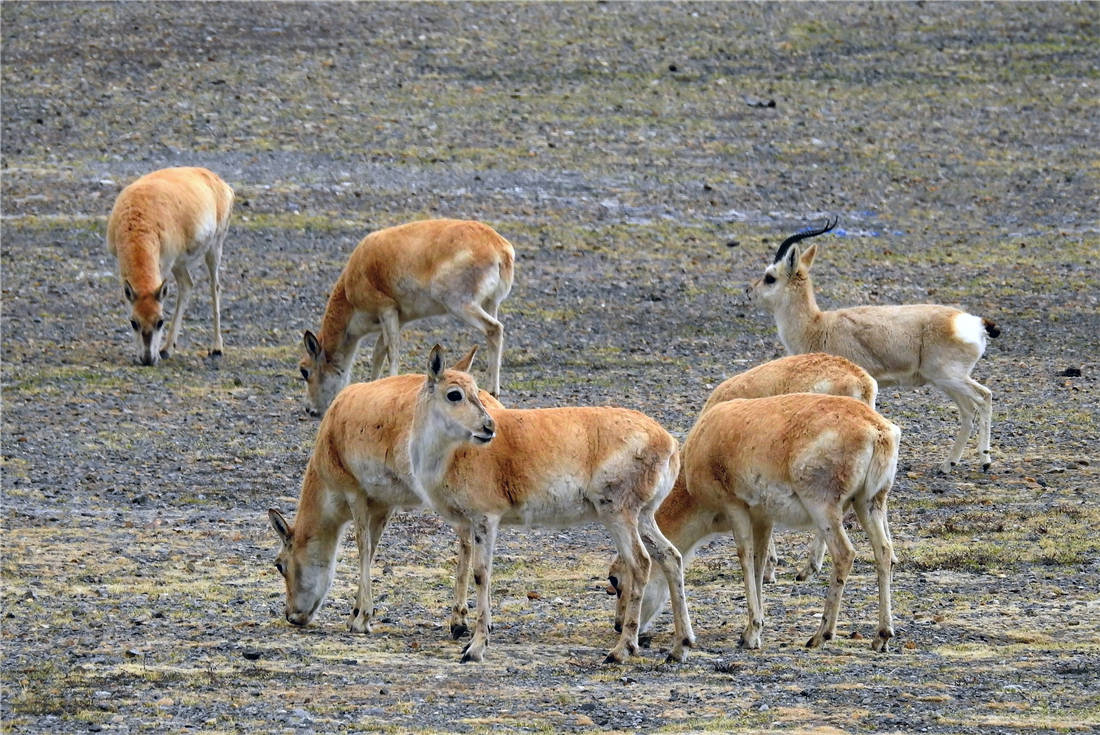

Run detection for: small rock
[[1057, 367, 1082, 377], [526, 590, 541, 600], [850, 631, 864, 640], [242, 648, 262, 661], [726, 240, 740, 248]]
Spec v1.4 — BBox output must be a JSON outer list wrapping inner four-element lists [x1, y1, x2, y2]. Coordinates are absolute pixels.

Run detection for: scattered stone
[[242, 648, 263, 661]]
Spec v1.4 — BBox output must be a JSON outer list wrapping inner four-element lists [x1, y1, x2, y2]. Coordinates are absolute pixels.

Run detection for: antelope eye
[[446, 389, 464, 403], [300, 367, 310, 381], [130, 319, 140, 331], [763, 273, 776, 285], [274, 561, 285, 576], [155, 319, 165, 330]]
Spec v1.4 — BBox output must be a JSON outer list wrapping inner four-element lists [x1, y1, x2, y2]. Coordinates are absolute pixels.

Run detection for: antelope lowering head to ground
[[640, 393, 900, 652], [750, 218, 999, 472], [300, 218, 515, 416], [106, 166, 233, 365], [267, 372, 504, 637], [608, 353, 882, 630], [407, 345, 695, 664]]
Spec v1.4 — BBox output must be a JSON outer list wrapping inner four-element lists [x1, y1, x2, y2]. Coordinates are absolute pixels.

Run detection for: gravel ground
[[2, 2, 1098, 733]]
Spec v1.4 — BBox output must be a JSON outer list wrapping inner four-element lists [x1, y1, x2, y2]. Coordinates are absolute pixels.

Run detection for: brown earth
[[2, 2, 1098, 733]]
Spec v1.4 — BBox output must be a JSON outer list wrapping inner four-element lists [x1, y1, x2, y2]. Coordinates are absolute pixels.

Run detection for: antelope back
[[703, 354, 876, 413]]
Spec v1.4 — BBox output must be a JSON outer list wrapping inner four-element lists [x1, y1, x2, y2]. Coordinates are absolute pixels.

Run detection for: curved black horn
[[773, 216, 839, 263]]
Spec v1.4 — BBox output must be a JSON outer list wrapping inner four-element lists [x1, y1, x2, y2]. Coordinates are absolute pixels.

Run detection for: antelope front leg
[[349, 504, 392, 633], [163, 265, 194, 358], [730, 510, 764, 649], [461, 516, 498, 663], [449, 524, 473, 639]]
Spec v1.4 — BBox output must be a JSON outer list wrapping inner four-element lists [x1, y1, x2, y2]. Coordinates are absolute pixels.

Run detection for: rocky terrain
[[2, 2, 1097, 733]]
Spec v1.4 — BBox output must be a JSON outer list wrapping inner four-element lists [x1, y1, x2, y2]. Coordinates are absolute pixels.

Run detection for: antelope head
[[267, 507, 338, 627], [124, 279, 169, 366], [299, 330, 346, 416], [749, 217, 836, 310], [419, 345, 496, 447]]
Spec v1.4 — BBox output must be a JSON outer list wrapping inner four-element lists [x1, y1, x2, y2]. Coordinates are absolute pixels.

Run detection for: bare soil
[[2, 2, 1098, 733]]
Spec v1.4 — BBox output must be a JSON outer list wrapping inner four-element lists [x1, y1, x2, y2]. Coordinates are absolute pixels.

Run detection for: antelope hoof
[[159, 349, 171, 360], [982, 461, 992, 473], [637, 632, 653, 649], [939, 460, 957, 474], [665, 646, 688, 664], [460, 639, 486, 663], [872, 629, 894, 653], [209, 348, 223, 358], [348, 613, 371, 634], [450, 622, 469, 640], [602, 648, 628, 665]]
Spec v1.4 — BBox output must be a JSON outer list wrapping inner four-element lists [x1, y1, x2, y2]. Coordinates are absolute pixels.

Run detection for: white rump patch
[[952, 313, 986, 351], [194, 209, 218, 244]]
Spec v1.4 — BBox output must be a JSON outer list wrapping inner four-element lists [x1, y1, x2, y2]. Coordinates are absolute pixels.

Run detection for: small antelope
[[750, 218, 999, 472], [608, 352, 878, 617], [300, 218, 515, 415], [267, 374, 504, 637], [106, 166, 233, 365], [641, 393, 900, 652], [407, 346, 694, 664]]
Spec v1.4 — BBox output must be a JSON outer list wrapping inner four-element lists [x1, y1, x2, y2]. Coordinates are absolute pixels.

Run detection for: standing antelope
[[407, 346, 694, 664], [267, 374, 504, 637], [750, 218, 999, 472], [107, 166, 233, 365], [300, 218, 515, 416], [640, 393, 900, 652], [608, 353, 881, 633]]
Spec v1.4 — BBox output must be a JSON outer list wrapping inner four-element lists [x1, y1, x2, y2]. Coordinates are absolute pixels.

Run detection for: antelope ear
[[123, 281, 137, 303], [154, 280, 170, 301], [303, 331, 323, 360], [800, 242, 818, 269], [268, 508, 291, 544], [785, 244, 800, 274], [428, 344, 445, 383], [451, 346, 478, 373]]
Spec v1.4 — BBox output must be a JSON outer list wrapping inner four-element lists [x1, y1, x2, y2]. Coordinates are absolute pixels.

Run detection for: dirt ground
[[2, 2, 1098, 733]]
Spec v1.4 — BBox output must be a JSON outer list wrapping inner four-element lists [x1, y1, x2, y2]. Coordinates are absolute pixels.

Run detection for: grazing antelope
[[300, 218, 515, 415], [608, 353, 880, 632], [267, 374, 504, 637], [641, 393, 900, 652], [106, 166, 233, 365], [750, 218, 999, 472], [407, 346, 694, 664]]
